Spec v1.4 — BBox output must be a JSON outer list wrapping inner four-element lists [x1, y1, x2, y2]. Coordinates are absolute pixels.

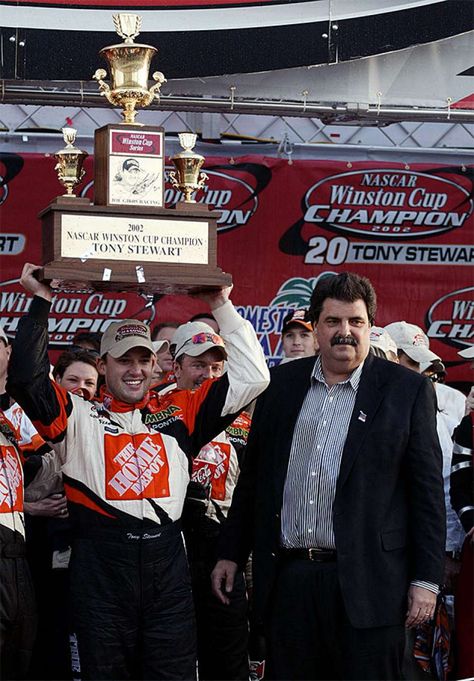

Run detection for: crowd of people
[[0, 264, 472, 681]]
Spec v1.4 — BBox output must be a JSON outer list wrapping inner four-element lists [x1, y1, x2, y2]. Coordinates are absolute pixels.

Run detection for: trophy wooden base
[[40, 264, 232, 295], [39, 200, 232, 294]]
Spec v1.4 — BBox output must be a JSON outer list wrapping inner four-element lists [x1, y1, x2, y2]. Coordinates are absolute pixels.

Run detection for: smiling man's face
[[99, 348, 156, 403]]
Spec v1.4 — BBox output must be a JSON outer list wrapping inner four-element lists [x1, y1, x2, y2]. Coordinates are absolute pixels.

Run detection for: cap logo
[[412, 333, 427, 347], [174, 331, 224, 359], [114, 323, 148, 342], [188, 332, 222, 347]]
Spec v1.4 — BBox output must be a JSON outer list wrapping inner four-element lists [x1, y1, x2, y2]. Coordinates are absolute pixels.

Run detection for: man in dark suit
[[211, 272, 445, 680]]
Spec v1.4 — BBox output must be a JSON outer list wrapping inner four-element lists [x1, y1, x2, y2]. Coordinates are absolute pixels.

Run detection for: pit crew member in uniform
[[159, 321, 251, 680]]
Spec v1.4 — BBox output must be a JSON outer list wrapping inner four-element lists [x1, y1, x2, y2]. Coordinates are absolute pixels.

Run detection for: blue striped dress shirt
[[281, 356, 362, 549]]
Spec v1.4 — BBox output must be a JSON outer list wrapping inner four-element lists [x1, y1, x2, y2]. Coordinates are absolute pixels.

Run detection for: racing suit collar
[[99, 385, 150, 413]]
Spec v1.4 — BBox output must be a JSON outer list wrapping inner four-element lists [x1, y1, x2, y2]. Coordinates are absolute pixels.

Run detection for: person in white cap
[[384, 321, 441, 371], [157, 321, 250, 680], [172, 321, 227, 390], [385, 322, 466, 418], [7, 263, 270, 681], [369, 326, 399, 362]]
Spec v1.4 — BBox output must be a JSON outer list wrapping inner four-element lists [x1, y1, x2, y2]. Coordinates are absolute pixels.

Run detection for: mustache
[[331, 335, 357, 347]]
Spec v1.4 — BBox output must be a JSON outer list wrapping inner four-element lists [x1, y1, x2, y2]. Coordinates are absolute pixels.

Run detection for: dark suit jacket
[[219, 353, 445, 628]]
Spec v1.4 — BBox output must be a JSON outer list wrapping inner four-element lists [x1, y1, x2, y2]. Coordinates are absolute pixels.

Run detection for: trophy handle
[[93, 69, 111, 97], [198, 172, 209, 190], [168, 170, 178, 189], [149, 71, 167, 101]]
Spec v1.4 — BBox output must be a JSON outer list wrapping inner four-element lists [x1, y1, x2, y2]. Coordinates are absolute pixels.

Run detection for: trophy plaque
[[39, 13, 232, 295], [94, 124, 164, 207]]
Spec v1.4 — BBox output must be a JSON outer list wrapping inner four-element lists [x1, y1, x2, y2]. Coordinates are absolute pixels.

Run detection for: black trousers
[[70, 522, 196, 681], [191, 562, 249, 681], [0, 552, 37, 680], [184, 514, 249, 681], [25, 515, 73, 681], [266, 557, 405, 681]]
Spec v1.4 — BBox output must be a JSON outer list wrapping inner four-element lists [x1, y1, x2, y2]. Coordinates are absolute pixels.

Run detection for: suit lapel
[[273, 358, 314, 501], [336, 354, 386, 491]]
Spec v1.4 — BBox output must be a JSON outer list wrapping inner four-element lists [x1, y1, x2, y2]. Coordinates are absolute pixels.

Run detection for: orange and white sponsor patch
[[0, 446, 23, 512], [191, 441, 231, 501], [104, 432, 170, 500]]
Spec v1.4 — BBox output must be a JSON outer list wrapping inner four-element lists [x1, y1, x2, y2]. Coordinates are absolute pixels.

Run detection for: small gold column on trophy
[[54, 128, 88, 197], [169, 133, 209, 204], [93, 14, 167, 125]]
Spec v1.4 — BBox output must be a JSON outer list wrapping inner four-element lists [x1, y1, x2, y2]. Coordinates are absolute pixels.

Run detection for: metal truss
[[0, 103, 473, 153]]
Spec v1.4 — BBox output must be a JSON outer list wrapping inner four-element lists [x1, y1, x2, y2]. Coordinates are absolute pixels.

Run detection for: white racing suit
[[7, 296, 269, 680]]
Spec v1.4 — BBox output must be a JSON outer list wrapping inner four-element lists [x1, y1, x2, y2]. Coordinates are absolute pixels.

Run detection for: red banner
[[0, 153, 472, 384]]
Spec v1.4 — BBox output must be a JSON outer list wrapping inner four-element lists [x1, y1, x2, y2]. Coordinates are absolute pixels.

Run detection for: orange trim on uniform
[[99, 385, 150, 413], [32, 382, 70, 442], [160, 378, 219, 435], [19, 432, 47, 456], [63, 482, 116, 519]]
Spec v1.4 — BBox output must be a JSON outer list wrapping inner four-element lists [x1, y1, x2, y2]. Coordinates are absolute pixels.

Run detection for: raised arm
[[179, 286, 269, 452], [7, 264, 72, 451]]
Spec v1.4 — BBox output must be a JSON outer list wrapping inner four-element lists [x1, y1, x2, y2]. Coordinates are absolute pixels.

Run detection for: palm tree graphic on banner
[[270, 272, 336, 309]]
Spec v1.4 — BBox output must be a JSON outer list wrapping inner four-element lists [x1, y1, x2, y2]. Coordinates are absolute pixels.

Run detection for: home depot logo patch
[[0, 447, 23, 512], [105, 433, 170, 500]]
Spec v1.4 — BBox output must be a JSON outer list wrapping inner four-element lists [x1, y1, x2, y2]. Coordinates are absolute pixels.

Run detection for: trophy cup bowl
[[93, 14, 166, 125], [169, 133, 209, 203], [54, 128, 88, 197]]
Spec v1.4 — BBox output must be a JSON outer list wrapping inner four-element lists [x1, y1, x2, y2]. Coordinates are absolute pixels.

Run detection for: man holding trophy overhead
[[8, 265, 269, 679], [7, 13, 270, 680]]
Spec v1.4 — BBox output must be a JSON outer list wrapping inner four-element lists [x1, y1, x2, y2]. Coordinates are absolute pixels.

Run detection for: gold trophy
[[169, 133, 209, 204], [39, 14, 231, 295], [93, 14, 166, 125], [54, 128, 88, 197]]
